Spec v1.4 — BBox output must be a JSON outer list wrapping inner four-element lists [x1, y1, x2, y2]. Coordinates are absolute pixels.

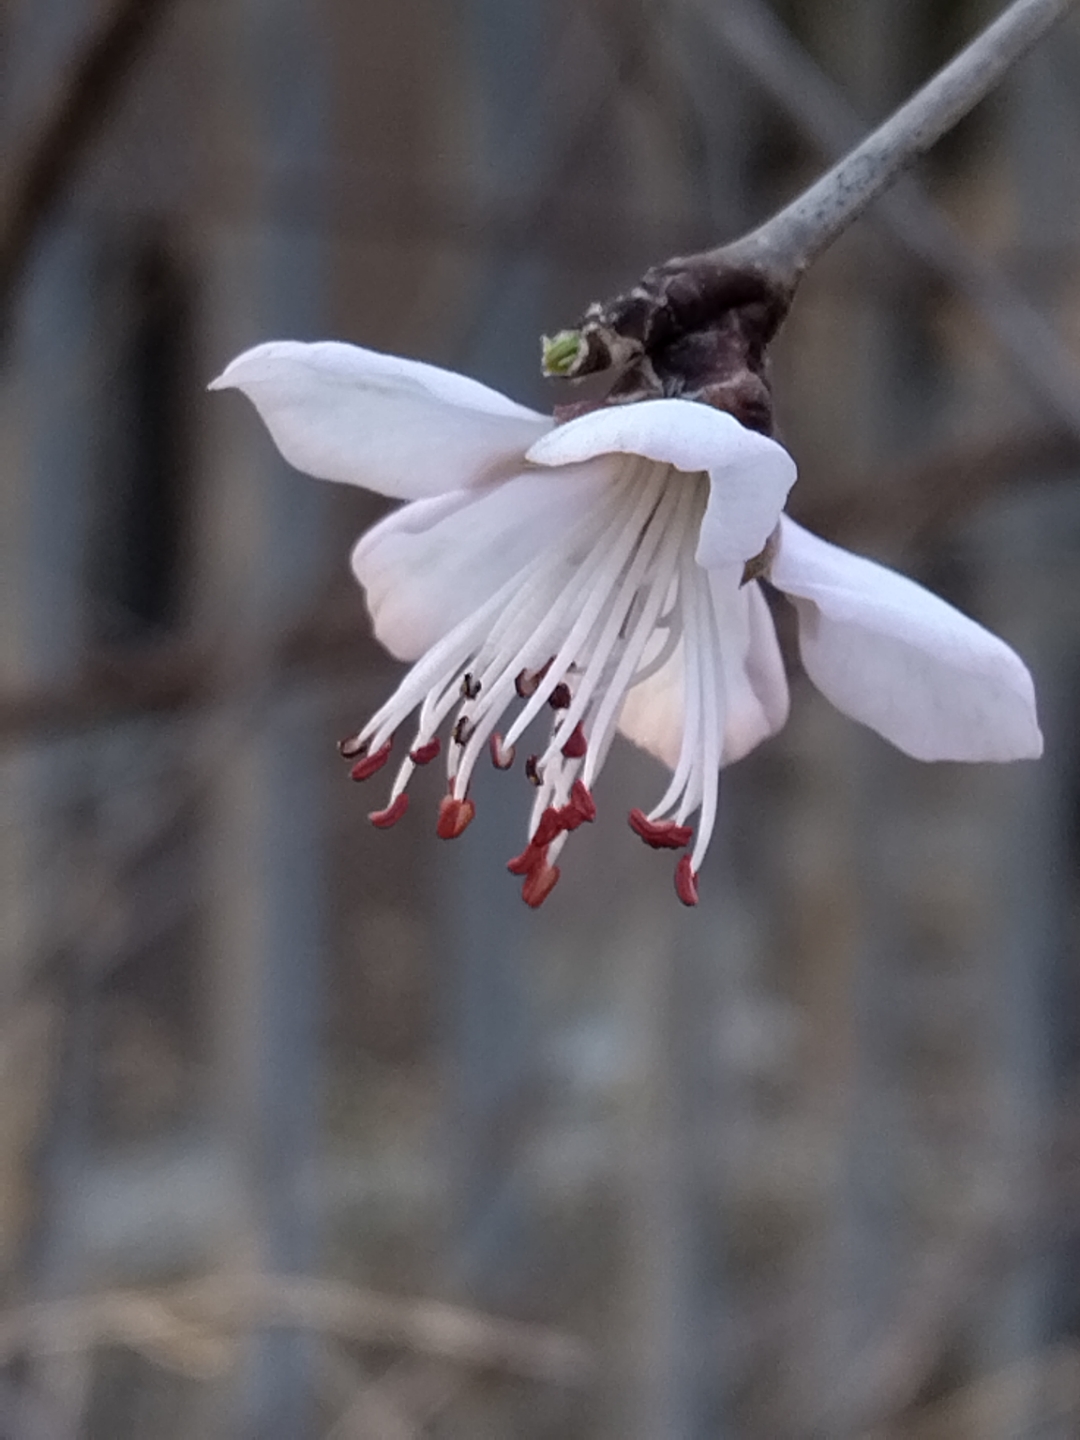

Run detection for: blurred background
[[1, 1, 1079, 1436]]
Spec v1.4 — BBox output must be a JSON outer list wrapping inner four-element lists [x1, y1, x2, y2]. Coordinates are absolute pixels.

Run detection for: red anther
[[560, 721, 587, 759], [436, 794, 476, 839], [507, 841, 545, 876], [628, 807, 693, 850], [522, 862, 560, 908], [675, 854, 699, 907], [338, 733, 366, 759], [548, 682, 572, 710], [569, 779, 596, 822], [409, 737, 441, 765], [525, 755, 543, 786], [515, 658, 552, 698], [532, 807, 564, 848], [350, 738, 392, 781], [368, 793, 409, 829], [489, 733, 515, 769]]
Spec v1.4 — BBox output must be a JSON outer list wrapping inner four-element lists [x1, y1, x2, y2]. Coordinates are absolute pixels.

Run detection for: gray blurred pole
[[207, 3, 327, 1437], [2, 6, 101, 1435], [973, 34, 1080, 1434], [439, 0, 550, 1311]]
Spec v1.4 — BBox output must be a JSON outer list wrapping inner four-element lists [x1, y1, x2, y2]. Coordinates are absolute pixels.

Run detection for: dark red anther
[[436, 794, 475, 839], [548, 682, 572, 710], [567, 779, 596, 823], [409, 737, 441, 765], [628, 807, 693, 850], [515, 658, 552, 698], [489, 733, 515, 769], [452, 715, 474, 746], [522, 862, 560, 908], [524, 755, 543, 787], [350, 738, 392, 782], [532, 807, 564, 848], [675, 854, 699, 907], [338, 733, 366, 759], [369, 793, 409, 829], [560, 722, 587, 759], [460, 672, 481, 699], [507, 841, 546, 876]]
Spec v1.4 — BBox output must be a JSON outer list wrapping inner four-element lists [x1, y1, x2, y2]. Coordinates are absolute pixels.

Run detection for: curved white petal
[[210, 340, 551, 500], [527, 399, 795, 565], [771, 517, 1043, 762], [352, 463, 614, 661], [617, 573, 789, 769]]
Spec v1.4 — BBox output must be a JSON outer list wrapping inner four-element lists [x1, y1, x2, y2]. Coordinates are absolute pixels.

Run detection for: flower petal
[[527, 399, 796, 567], [617, 573, 789, 769], [770, 517, 1043, 761], [210, 340, 550, 499], [352, 463, 614, 661]]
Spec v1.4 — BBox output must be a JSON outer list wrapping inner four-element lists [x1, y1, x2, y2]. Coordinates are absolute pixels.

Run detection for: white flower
[[211, 341, 1043, 907]]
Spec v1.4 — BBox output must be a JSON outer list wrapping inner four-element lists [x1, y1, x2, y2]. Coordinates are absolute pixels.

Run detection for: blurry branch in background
[[719, 0, 1078, 282], [548, 0, 1078, 409], [679, 0, 1080, 442], [0, 1273, 591, 1389], [0, 0, 172, 331]]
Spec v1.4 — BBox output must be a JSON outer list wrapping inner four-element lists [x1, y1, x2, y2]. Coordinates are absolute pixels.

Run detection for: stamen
[[675, 854, 699, 907], [548, 682, 572, 709], [410, 737, 441, 765], [437, 795, 476, 839], [350, 738, 393, 782], [489, 733, 515, 769], [452, 716, 474, 746], [460, 673, 481, 699], [628, 808, 692, 850], [560, 722, 587, 759], [525, 756, 543, 786], [515, 660, 552, 698], [532, 807, 564, 847], [522, 862, 560, 908], [567, 778, 597, 823], [507, 841, 546, 876], [369, 794, 409, 829], [338, 733, 366, 759]]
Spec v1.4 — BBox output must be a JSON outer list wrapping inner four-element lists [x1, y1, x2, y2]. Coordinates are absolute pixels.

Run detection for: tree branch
[[0, 0, 172, 327], [682, 0, 1080, 441], [722, 0, 1078, 281]]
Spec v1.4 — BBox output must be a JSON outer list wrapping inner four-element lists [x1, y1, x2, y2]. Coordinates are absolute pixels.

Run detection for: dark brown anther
[[489, 733, 515, 769], [437, 794, 476, 839], [460, 672, 481, 699], [369, 793, 409, 829], [628, 807, 692, 850], [515, 658, 553, 698], [452, 715, 474, 747], [560, 722, 587, 759], [507, 841, 545, 877], [350, 738, 393, 782], [548, 682, 571, 710], [522, 862, 561, 908], [338, 733, 367, 759], [675, 854, 700, 907], [741, 524, 780, 586], [524, 755, 543, 787]]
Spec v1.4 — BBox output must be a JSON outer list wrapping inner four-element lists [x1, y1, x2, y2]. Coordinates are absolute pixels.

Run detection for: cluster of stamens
[[339, 459, 727, 907]]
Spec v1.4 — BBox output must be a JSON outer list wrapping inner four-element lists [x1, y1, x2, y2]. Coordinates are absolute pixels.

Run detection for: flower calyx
[[542, 253, 794, 435]]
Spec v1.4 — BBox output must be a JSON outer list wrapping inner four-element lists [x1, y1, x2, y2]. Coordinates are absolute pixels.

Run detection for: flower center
[[342, 458, 727, 907]]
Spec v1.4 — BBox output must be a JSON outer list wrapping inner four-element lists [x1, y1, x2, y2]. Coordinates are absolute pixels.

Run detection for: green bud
[[541, 330, 585, 377]]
